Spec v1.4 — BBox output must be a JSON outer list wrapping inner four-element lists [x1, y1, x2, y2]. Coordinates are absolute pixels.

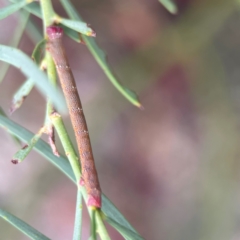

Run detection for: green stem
[[40, 0, 55, 34], [44, 52, 59, 157], [96, 211, 111, 240], [50, 112, 81, 181], [41, 0, 57, 123], [46, 52, 56, 85], [73, 187, 83, 240], [45, 52, 57, 123], [90, 209, 97, 240]]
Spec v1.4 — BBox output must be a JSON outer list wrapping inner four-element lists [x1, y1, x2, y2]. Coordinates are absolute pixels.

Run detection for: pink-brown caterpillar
[[46, 26, 101, 208]]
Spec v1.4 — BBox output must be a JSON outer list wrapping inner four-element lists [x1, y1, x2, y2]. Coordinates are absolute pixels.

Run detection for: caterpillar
[[46, 26, 101, 208]]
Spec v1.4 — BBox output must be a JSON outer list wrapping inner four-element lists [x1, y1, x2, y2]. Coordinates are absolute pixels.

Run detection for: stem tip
[[47, 26, 63, 40], [87, 195, 101, 208]]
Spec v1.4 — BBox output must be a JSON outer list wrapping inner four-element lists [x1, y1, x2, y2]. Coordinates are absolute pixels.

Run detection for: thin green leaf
[[0, 0, 28, 20], [32, 39, 46, 65], [0, 209, 51, 240], [0, 115, 143, 238], [158, 0, 178, 14], [59, 17, 95, 37], [0, 45, 66, 113], [60, 0, 142, 108], [0, 8, 29, 84], [0, 114, 75, 180], [101, 196, 137, 234], [0, 63, 9, 84], [60, 24, 81, 43], [60, 0, 78, 19], [12, 128, 43, 164], [10, 0, 42, 18], [26, 19, 43, 43], [73, 188, 83, 240], [105, 216, 144, 240], [0, 107, 21, 145], [10, 79, 34, 114]]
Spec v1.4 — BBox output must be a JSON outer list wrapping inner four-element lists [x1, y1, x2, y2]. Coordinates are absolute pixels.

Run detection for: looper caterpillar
[[46, 26, 101, 208]]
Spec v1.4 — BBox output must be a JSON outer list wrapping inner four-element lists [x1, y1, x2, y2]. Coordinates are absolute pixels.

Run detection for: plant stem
[[45, 52, 60, 156], [90, 209, 97, 240], [40, 1, 83, 237], [41, 0, 56, 123], [39, 0, 55, 33], [45, 51, 57, 120], [40, 1, 109, 237], [50, 112, 81, 181], [45, 52, 57, 85], [96, 211, 111, 240]]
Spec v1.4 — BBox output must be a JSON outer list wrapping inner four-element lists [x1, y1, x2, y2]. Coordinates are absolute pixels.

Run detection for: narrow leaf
[[0, 209, 51, 240], [0, 107, 21, 145], [32, 39, 46, 65], [0, 45, 66, 113], [158, 0, 178, 14], [0, 115, 142, 238], [10, 79, 34, 114], [10, 0, 42, 18], [60, 24, 81, 43], [0, 114, 75, 180], [60, 0, 142, 108], [105, 216, 144, 240], [0, 0, 28, 20], [73, 188, 83, 240], [12, 127, 43, 164], [85, 38, 142, 108], [60, 0, 79, 19], [25, 18, 43, 43], [59, 18, 96, 37], [0, 9, 30, 84], [101, 196, 138, 234]]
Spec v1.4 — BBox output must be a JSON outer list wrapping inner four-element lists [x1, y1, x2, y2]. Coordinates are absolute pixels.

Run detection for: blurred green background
[[1, 0, 240, 239]]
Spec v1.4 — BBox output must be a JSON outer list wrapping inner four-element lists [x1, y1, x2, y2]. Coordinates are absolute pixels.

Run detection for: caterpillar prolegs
[[46, 26, 101, 208]]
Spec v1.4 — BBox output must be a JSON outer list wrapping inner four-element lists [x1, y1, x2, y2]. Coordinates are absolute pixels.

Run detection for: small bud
[[11, 160, 19, 164], [46, 26, 63, 40]]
